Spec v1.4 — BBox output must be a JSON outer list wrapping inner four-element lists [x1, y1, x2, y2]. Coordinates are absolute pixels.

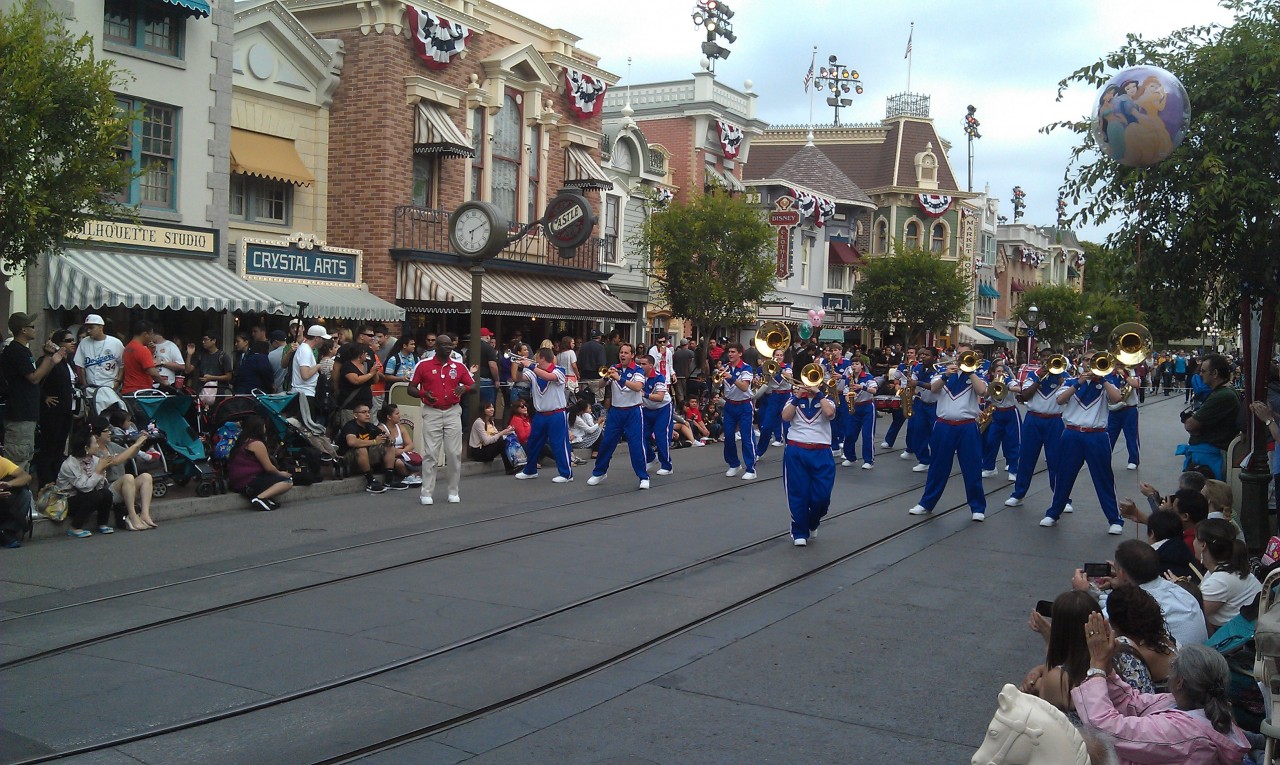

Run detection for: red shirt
[[684, 404, 703, 423], [510, 413, 531, 445], [122, 339, 157, 394], [410, 357, 474, 408]]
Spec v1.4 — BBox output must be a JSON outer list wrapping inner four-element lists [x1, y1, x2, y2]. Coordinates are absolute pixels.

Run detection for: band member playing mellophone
[[840, 358, 878, 469], [637, 354, 675, 477], [755, 348, 792, 458], [782, 369, 837, 546], [513, 348, 574, 483], [907, 353, 990, 521], [980, 358, 1022, 482]]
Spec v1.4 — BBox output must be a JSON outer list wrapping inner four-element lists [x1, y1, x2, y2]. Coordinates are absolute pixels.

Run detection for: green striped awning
[[48, 249, 286, 314], [248, 280, 405, 322], [978, 283, 1001, 299], [159, 0, 210, 17]]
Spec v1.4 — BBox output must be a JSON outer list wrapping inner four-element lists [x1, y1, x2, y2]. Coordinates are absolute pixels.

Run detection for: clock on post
[[448, 201, 509, 260]]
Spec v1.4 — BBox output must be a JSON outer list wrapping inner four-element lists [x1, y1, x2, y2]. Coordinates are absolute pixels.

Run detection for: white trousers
[[420, 404, 463, 499]]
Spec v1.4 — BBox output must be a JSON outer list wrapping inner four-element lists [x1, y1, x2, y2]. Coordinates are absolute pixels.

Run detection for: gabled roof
[[746, 144, 872, 206]]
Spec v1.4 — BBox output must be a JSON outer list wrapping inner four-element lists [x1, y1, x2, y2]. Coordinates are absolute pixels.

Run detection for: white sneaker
[[515, 471, 536, 480], [793, 537, 807, 547], [726, 466, 743, 477], [587, 474, 606, 485], [981, 469, 998, 478], [1127, 463, 1137, 470], [880, 441, 891, 449], [742, 471, 757, 480], [861, 462, 874, 470], [1108, 523, 1124, 535], [1007, 473, 1017, 482], [771, 440, 784, 447], [912, 463, 929, 473], [692, 440, 705, 447], [908, 504, 930, 515], [972, 513, 985, 522], [900, 451, 912, 460], [552, 475, 573, 483], [1064, 503, 1074, 514], [808, 529, 817, 540], [1039, 517, 1057, 527], [639, 479, 650, 490], [447, 494, 460, 503], [405, 475, 423, 486], [656, 468, 673, 476], [1005, 496, 1022, 507], [419, 496, 433, 506], [841, 459, 854, 467]]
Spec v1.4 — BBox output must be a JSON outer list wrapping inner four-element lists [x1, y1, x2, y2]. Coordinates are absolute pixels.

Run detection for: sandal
[[67, 528, 92, 538], [123, 516, 144, 531]]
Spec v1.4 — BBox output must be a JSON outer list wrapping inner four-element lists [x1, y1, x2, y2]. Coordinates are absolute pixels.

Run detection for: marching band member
[[1106, 360, 1142, 470], [1038, 359, 1125, 532], [514, 348, 573, 483], [1005, 349, 1072, 510], [588, 343, 651, 490], [782, 378, 837, 546], [906, 346, 940, 473], [755, 348, 792, 457], [637, 353, 674, 477], [719, 343, 758, 480], [907, 355, 990, 521], [980, 358, 1022, 482], [840, 358, 878, 469], [881, 347, 916, 451], [823, 343, 851, 452]]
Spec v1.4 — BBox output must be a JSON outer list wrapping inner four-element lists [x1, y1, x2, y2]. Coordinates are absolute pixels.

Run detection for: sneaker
[[907, 504, 930, 515], [639, 479, 650, 490], [793, 537, 807, 547], [771, 440, 784, 447], [571, 456, 588, 465], [1063, 502, 1074, 514], [726, 466, 743, 477], [250, 497, 272, 512], [1039, 517, 1057, 527], [2, 538, 20, 549], [419, 496, 433, 506], [981, 469, 998, 478], [366, 479, 387, 493], [587, 474, 606, 485], [861, 462, 874, 470], [67, 528, 92, 538], [1005, 496, 1023, 507], [742, 471, 757, 480], [656, 468, 673, 476], [1007, 473, 1017, 483], [692, 440, 705, 447], [841, 459, 854, 467], [1126, 463, 1137, 470], [97, 525, 115, 534], [552, 475, 573, 483], [972, 513, 985, 522], [900, 451, 912, 460], [1108, 523, 1124, 535], [880, 441, 891, 448], [912, 463, 929, 473], [808, 528, 817, 540], [403, 475, 423, 486], [515, 471, 537, 480], [385, 480, 410, 491], [447, 494, 460, 503]]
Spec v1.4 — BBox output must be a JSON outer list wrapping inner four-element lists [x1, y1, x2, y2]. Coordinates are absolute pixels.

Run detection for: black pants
[[35, 412, 74, 487], [68, 488, 113, 530], [0, 488, 29, 541], [470, 442, 515, 473]]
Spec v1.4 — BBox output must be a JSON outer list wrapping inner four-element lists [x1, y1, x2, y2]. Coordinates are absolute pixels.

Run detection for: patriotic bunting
[[716, 119, 743, 158], [791, 188, 835, 228], [917, 194, 953, 217], [565, 68, 607, 119], [406, 7, 471, 70]]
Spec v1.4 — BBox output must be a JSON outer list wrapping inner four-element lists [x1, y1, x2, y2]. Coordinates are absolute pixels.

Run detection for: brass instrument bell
[[598, 366, 612, 378], [761, 358, 781, 377], [988, 380, 1008, 402], [1108, 322, 1152, 366], [798, 363, 825, 389], [753, 321, 791, 358], [1088, 351, 1115, 377], [1044, 354, 1069, 376], [957, 350, 981, 374]]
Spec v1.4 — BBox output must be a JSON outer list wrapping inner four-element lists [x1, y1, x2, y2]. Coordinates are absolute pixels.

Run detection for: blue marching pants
[[593, 405, 648, 480], [917, 420, 986, 514], [1011, 414, 1065, 500], [884, 407, 907, 449], [784, 443, 835, 540], [906, 400, 937, 464], [1046, 428, 1120, 524], [1107, 406, 1140, 466], [722, 400, 757, 471], [642, 405, 673, 472], [830, 398, 850, 450], [521, 410, 573, 479], [843, 403, 876, 464], [756, 392, 789, 457], [982, 407, 1021, 473]]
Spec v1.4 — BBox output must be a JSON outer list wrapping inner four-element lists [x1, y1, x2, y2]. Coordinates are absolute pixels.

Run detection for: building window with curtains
[[230, 175, 291, 225], [115, 96, 178, 210], [800, 233, 813, 288], [469, 108, 484, 201], [875, 219, 888, 253], [931, 221, 947, 253], [603, 195, 620, 264], [904, 220, 921, 250], [412, 154, 435, 208], [826, 263, 845, 292], [491, 93, 522, 221], [103, 0, 183, 58], [526, 125, 540, 223]]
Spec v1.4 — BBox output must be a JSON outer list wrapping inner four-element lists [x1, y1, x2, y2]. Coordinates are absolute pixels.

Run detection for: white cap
[[306, 324, 330, 339], [84, 314, 105, 326]]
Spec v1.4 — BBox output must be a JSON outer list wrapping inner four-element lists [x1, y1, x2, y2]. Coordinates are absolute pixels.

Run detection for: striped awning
[[48, 249, 285, 314], [977, 326, 1017, 343], [247, 280, 405, 322], [414, 102, 473, 158], [159, 0, 210, 17], [978, 283, 1001, 298], [704, 165, 744, 192], [955, 323, 986, 344], [564, 146, 613, 191], [398, 261, 633, 321]]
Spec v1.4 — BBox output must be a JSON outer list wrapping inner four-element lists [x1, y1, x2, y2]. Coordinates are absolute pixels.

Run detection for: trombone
[[760, 358, 781, 377], [796, 363, 826, 392], [1043, 354, 1069, 376], [1087, 351, 1115, 377]]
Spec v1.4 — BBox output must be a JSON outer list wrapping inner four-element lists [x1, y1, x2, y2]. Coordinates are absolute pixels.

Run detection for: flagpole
[[806, 45, 817, 145], [905, 21, 914, 92]]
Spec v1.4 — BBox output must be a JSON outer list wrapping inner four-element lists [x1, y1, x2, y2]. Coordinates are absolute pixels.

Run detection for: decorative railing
[[392, 206, 606, 274], [647, 149, 666, 175]]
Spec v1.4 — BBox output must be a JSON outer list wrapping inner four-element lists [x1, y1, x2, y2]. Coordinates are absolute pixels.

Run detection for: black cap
[[269, 329, 287, 341], [590, 330, 603, 339]]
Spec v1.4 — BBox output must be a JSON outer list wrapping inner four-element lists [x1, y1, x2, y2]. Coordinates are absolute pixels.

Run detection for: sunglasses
[[361, 332, 375, 338]]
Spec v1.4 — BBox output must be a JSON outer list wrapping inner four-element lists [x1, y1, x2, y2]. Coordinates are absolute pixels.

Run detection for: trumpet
[[712, 368, 728, 386], [753, 321, 791, 358], [504, 352, 531, 364], [796, 363, 826, 391], [988, 380, 1008, 403], [957, 350, 981, 374], [1044, 354, 1069, 376], [599, 365, 615, 379], [1088, 351, 1115, 377]]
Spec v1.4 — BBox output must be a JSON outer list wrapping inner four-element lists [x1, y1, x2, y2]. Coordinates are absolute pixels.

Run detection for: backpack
[[213, 421, 242, 460]]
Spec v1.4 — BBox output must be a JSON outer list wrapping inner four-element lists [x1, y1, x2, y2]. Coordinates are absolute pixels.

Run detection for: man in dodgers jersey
[[907, 356, 990, 521], [1039, 362, 1125, 532], [514, 348, 573, 483], [637, 354, 674, 476], [782, 381, 837, 546], [588, 343, 650, 489]]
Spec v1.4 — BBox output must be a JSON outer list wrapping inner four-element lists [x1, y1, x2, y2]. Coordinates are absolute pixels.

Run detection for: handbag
[[400, 451, 424, 468], [36, 483, 70, 523], [503, 433, 528, 468]]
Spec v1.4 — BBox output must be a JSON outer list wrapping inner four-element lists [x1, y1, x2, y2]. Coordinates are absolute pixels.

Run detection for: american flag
[[904, 25, 913, 59], [803, 59, 814, 92]]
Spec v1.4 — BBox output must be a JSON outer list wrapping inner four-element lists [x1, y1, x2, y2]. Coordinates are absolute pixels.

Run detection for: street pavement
[[0, 395, 1190, 764]]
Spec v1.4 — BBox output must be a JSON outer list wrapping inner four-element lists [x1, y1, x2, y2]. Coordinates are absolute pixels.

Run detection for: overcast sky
[[497, 0, 1235, 243]]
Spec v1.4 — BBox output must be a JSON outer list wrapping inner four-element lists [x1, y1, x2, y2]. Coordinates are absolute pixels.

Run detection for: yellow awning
[[230, 128, 315, 186]]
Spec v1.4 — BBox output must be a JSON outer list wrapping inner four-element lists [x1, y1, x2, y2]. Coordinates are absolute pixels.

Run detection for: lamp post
[[812, 54, 864, 126], [1197, 321, 1208, 355], [690, 1, 735, 69], [963, 105, 980, 193], [1083, 315, 1095, 354], [1026, 304, 1039, 364]]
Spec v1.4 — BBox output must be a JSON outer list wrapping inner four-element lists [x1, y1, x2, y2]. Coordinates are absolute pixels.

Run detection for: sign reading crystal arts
[[68, 219, 218, 257], [240, 234, 362, 285]]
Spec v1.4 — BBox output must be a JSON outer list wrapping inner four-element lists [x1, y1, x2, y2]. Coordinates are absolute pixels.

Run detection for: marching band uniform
[[906, 361, 939, 471], [1107, 367, 1142, 469], [589, 361, 650, 488], [721, 360, 758, 478], [1040, 372, 1124, 532], [981, 368, 1022, 481], [516, 361, 573, 481], [782, 390, 837, 546], [1006, 367, 1069, 507], [641, 366, 674, 475], [755, 361, 792, 457], [841, 367, 878, 468], [824, 355, 851, 451], [882, 361, 911, 450], [908, 365, 988, 520]]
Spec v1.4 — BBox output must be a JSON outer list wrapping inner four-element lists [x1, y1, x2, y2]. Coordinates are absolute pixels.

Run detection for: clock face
[[453, 207, 492, 254]]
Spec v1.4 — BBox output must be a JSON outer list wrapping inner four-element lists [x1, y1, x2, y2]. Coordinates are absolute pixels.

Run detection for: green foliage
[[1009, 284, 1088, 350], [1079, 238, 1202, 343], [849, 243, 969, 338], [634, 190, 776, 332], [1085, 293, 1143, 337], [0, 0, 135, 273]]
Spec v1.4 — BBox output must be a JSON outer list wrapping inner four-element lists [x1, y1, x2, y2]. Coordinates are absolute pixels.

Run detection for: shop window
[[115, 96, 178, 210], [412, 154, 436, 209], [104, 0, 183, 58], [874, 219, 888, 253], [800, 234, 814, 288], [491, 93, 522, 221], [469, 107, 484, 201], [903, 220, 921, 250], [230, 175, 291, 225]]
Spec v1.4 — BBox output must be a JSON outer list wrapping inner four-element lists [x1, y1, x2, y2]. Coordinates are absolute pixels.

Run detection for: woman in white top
[[567, 399, 599, 465], [1194, 518, 1263, 631], [556, 336, 579, 387], [468, 402, 515, 472], [376, 404, 421, 486]]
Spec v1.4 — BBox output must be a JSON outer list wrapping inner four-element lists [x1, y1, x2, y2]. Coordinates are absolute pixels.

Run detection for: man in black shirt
[[2, 313, 67, 471], [672, 337, 695, 405], [338, 405, 404, 493], [578, 330, 607, 402]]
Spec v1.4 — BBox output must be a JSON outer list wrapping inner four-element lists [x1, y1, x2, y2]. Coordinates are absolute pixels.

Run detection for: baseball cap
[[84, 313, 105, 326], [679, 338, 689, 345], [590, 330, 603, 339], [269, 329, 287, 342], [306, 324, 331, 339], [7, 312, 36, 334], [480, 328, 494, 337]]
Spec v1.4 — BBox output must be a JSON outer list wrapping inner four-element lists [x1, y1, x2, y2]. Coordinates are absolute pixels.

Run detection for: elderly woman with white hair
[[1071, 611, 1249, 764]]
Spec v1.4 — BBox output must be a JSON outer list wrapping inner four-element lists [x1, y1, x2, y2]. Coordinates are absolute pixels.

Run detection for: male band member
[[841, 358, 878, 469], [906, 346, 940, 472], [822, 343, 851, 452], [1039, 361, 1125, 532], [408, 334, 474, 506], [1005, 349, 1072, 511], [908, 356, 990, 521], [588, 343, 650, 489], [981, 357, 1022, 482], [782, 381, 837, 546], [514, 348, 573, 483], [1107, 360, 1142, 470], [755, 348, 792, 457], [882, 347, 916, 451], [637, 354, 674, 476], [719, 343, 758, 480]]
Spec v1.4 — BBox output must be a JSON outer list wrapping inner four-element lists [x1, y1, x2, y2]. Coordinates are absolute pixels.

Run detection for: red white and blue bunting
[[716, 119, 743, 158], [917, 194, 953, 218], [653, 187, 674, 207], [1016, 246, 1046, 267], [565, 68, 607, 120], [1075, 252, 1086, 269], [406, 7, 471, 70], [791, 188, 835, 228]]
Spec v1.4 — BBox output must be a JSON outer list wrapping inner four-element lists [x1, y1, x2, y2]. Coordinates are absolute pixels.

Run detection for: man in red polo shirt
[[409, 333, 474, 507]]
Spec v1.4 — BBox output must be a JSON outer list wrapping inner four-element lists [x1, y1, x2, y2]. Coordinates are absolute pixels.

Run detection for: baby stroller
[[255, 391, 342, 482], [131, 390, 221, 497]]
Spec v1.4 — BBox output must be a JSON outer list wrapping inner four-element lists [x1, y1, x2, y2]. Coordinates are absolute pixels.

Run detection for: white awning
[[704, 165, 743, 192], [955, 323, 986, 345], [564, 146, 613, 191], [248, 280, 405, 322], [398, 261, 633, 321], [414, 102, 473, 158]]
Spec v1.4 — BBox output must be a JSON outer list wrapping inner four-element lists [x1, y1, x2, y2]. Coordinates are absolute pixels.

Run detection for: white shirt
[[1200, 570, 1262, 629], [525, 364, 567, 412], [932, 371, 981, 420], [609, 364, 645, 408], [1060, 376, 1110, 430], [1103, 577, 1207, 649], [785, 394, 832, 445], [1024, 369, 1067, 416], [74, 335, 124, 388], [151, 339, 182, 385], [721, 362, 754, 403], [648, 345, 675, 380], [291, 342, 318, 395]]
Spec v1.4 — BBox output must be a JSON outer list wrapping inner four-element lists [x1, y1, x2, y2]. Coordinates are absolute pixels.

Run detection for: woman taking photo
[[468, 401, 515, 472], [225, 415, 293, 512], [57, 419, 149, 537], [1194, 518, 1262, 632]]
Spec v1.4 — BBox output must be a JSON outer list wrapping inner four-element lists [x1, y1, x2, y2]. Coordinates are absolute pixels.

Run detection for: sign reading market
[[240, 234, 362, 285]]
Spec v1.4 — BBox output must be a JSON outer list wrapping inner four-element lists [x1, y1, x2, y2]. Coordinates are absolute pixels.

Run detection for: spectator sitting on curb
[[338, 405, 404, 493], [1146, 509, 1202, 579], [0, 455, 34, 548], [568, 399, 599, 465], [469, 401, 516, 473], [1121, 487, 1211, 553], [377, 403, 422, 487], [225, 414, 293, 512]]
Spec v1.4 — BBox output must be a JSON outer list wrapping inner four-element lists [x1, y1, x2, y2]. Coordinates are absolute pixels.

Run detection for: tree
[[0, 0, 134, 274], [849, 243, 969, 342], [1079, 239, 1197, 344], [634, 190, 776, 333], [1009, 284, 1088, 351]]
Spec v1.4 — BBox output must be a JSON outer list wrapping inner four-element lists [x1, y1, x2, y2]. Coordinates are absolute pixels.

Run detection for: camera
[[1083, 562, 1112, 578]]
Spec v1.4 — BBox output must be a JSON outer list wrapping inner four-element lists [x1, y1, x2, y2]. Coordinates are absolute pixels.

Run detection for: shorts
[[345, 444, 386, 468], [241, 472, 292, 498]]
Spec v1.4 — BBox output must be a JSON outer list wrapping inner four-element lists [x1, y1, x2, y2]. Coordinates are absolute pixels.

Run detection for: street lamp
[[691, 1, 735, 68], [812, 54, 864, 126], [1027, 304, 1039, 364], [963, 105, 980, 193]]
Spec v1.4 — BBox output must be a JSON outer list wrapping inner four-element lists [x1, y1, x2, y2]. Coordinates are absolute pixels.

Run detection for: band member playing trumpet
[[841, 358, 878, 469], [882, 347, 916, 452], [906, 346, 940, 472], [719, 343, 758, 480], [782, 375, 837, 546], [514, 348, 574, 483], [980, 358, 1022, 482], [755, 348, 792, 458], [637, 354, 674, 477], [822, 343, 851, 452], [908, 355, 989, 520], [1106, 360, 1142, 469], [1005, 348, 1072, 510], [1039, 358, 1125, 533], [588, 343, 651, 490]]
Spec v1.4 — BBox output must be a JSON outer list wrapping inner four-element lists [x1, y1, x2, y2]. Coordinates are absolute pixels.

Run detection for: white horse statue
[[973, 684, 1091, 765]]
